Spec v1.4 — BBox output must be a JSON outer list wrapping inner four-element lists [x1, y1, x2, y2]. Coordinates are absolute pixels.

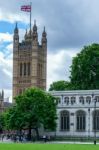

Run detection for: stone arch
[[60, 110, 70, 131], [64, 97, 69, 105], [95, 96, 99, 102], [76, 110, 86, 131], [86, 96, 91, 104], [79, 96, 84, 104], [92, 110, 99, 131], [71, 96, 76, 105]]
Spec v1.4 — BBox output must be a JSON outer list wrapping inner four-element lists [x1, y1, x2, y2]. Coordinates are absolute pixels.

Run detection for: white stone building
[[50, 90, 99, 138]]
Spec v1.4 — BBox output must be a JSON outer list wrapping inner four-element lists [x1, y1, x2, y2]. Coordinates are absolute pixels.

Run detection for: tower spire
[[15, 22, 17, 29], [44, 26, 45, 32], [14, 22, 18, 34], [42, 26, 46, 36], [24, 29, 28, 40], [42, 26, 47, 45], [2, 89, 4, 100], [13, 22, 19, 50], [32, 20, 38, 44], [33, 20, 37, 32]]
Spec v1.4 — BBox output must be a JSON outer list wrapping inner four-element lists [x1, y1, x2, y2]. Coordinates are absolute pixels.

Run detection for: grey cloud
[[35, 0, 99, 51], [1, 0, 99, 52], [2, 0, 99, 95]]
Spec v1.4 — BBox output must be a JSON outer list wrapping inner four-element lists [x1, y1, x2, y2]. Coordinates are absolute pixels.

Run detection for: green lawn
[[0, 143, 99, 150]]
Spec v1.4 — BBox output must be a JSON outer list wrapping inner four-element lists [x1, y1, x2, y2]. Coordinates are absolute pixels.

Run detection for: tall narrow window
[[71, 97, 76, 105], [60, 111, 70, 131], [20, 63, 22, 76], [76, 110, 86, 131], [79, 96, 84, 104], [64, 97, 69, 105], [28, 62, 30, 76], [57, 97, 61, 104], [95, 96, 99, 102], [40, 64, 42, 77], [86, 96, 91, 104], [93, 110, 99, 131], [24, 63, 26, 76]]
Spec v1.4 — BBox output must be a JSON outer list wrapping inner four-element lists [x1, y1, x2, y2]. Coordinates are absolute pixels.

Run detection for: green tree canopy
[[4, 105, 25, 131], [70, 43, 99, 90], [5, 87, 57, 140], [49, 80, 71, 91], [0, 114, 5, 133]]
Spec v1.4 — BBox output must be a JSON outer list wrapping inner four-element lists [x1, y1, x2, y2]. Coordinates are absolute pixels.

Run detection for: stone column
[[70, 112, 75, 137]]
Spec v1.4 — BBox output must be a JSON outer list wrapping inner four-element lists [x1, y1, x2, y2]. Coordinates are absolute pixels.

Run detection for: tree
[[4, 105, 25, 130], [0, 114, 5, 133], [49, 80, 71, 91], [70, 43, 99, 90], [5, 87, 57, 141]]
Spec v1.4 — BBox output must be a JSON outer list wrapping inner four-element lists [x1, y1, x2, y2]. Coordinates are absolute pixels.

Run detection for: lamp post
[[94, 98, 96, 145], [92, 93, 97, 145], [88, 108, 90, 139]]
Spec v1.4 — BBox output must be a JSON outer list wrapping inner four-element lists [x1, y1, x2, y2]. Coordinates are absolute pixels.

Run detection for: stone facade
[[50, 90, 99, 138], [13, 21, 47, 98]]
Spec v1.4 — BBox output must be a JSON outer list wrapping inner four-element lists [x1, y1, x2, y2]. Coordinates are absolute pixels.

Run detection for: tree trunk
[[19, 129, 22, 142], [35, 127, 39, 140], [28, 126, 31, 141]]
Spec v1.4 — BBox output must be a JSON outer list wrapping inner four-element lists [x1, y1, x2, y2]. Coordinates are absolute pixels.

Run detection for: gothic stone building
[[0, 90, 11, 113], [13, 21, 47, 98]]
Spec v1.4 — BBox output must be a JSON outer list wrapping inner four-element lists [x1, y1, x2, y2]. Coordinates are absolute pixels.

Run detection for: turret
[[32, 20, 38, 45], [14, 22, 18, 34], [0, 90, 4, 101], [33, 20, 37, 32], [41, 26, 47, 47], [13, 22, 19, 50], [2, 89, 4, 100], [24, 29, 28, 40]]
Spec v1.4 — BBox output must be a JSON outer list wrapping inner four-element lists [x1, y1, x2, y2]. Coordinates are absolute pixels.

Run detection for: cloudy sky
[[0, 0, 99, 100]]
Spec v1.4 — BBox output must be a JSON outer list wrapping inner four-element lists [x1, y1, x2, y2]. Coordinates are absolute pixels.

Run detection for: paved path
[[0, 138, 99, 144]]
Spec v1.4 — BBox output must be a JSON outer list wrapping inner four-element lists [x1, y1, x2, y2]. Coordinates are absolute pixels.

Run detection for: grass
[[0, 143, 99, 150]]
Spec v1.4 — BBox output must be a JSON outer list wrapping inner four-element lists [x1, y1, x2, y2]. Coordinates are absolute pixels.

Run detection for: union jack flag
[[21, 5, 31, 12]]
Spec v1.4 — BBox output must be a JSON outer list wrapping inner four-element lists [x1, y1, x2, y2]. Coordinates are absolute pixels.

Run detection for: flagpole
[[30, 2, 32, 38]]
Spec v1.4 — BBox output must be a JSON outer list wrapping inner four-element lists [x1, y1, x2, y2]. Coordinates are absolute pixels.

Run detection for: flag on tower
[[21, 5, 31, 12], [21, 3, 32, 37]]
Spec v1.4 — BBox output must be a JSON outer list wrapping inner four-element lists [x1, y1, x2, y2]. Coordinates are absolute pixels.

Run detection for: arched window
[[95, 96, 99, 102], [57, 97, 61, 104], [20, 63, 22, 76], [64, 97, 69, 105], [86, 96, 91, 104], [40, 64, 42, 77], [60, 111, 70, 131], [28, 62, 30, 76], [38, 63, 40, 78], [79, 96, 84, 104], [76, 110, 86, 131], [24, 63, 26, 76], [71, 97, 76, 105], [93, 110, 99, 131]]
